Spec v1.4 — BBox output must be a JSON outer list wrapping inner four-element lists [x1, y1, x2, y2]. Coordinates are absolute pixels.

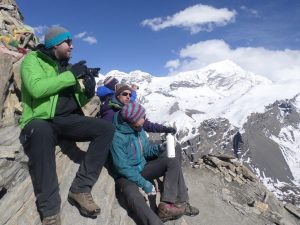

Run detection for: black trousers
[[20, 114, 115, 218], [116, 157, 188, 225]]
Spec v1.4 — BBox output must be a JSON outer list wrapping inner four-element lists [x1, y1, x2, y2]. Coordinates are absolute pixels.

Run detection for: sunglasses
[[121, 92, 132, 97], [63, 39, 72, 46]]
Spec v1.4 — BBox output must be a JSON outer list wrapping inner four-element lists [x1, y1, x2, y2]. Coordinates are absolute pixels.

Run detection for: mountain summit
[[98, 59, 272, 139]]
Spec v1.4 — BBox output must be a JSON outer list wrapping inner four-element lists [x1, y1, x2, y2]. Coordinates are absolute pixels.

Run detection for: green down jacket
[[19, 50, 90, 129], [110, 112, 162, 193]]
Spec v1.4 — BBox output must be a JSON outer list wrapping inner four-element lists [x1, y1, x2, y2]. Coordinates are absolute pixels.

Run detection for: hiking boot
[[68, 191, 100, 218], [42, 213, 61, 225], [182, 202, 199, 216], [158, 202, 184, 222]]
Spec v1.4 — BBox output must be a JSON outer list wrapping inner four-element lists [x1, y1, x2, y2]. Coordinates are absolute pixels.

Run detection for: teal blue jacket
[[110, 112, 162, 193]]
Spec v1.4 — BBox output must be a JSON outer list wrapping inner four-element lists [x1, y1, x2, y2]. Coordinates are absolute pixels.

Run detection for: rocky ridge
[[179, 98, 300, 205]]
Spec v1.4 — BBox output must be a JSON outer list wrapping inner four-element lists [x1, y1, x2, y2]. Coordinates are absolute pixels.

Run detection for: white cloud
[[141, 4, 236, 34], [165, 59, 179, 69], [74, 31, 97, 45], [39, 35, 45, 44], [31, 25, 49, 44], [165, 39, 300, 82], [74, 32, 87, 38], [33, 25, 48, 34], [240, 5, 259, 17], [165, 59, 180, 73], [83, 36, 97, 44]]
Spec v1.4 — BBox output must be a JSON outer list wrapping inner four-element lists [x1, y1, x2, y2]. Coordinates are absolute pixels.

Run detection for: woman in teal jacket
[[110, 102, 199, 225], [111, 105, 162, 193]]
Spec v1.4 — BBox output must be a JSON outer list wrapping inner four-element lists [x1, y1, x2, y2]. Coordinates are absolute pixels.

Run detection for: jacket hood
[[109, 95, 124, 110], [36, 44, 56, 60], [96, 86, 114, 98]]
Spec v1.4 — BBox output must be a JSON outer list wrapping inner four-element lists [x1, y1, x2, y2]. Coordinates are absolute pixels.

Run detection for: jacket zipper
[[138, 137, 143, 156]]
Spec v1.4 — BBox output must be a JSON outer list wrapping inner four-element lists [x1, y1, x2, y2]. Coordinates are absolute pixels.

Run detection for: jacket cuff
[[143, 180, 153, 194]]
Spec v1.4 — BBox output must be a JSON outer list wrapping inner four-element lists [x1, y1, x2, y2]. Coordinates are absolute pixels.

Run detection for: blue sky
[[18, 0, 300, 81]]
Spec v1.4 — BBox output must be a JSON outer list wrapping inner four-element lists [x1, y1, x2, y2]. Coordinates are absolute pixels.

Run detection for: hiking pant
[[116, 178, 164, 225], [20, 114, 115, 218], [115, 157, 188, 225], [57, 139, 86, 164], [142, 157, 188, 203]]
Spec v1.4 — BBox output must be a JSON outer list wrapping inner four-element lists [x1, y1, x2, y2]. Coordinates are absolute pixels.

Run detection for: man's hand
[[70, 60, 87, 79]]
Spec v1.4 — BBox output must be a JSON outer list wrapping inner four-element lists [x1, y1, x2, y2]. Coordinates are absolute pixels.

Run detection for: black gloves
[[83, 74, 96, 98], [69, 60, 95, 98], [164, 127, 177, 135], [70, 60, 87, 79]]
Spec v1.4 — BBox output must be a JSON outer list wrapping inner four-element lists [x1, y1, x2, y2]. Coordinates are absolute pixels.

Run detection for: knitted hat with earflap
[[121, 102, 146, 124], [44, 26, 72, 49], [103, 76, 119, 91]]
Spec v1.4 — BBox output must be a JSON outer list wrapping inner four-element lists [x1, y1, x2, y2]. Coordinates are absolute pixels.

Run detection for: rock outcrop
[[0, 0, 36, 125], [1, 145, 300, 225]]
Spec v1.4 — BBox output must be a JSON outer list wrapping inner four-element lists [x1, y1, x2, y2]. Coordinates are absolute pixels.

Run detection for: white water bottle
[[166, 133, 175, 158]]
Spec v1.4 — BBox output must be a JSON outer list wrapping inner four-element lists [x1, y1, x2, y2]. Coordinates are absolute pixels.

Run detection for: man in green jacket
[[110, 102, 199, 225], [19, 26, 115, 225]]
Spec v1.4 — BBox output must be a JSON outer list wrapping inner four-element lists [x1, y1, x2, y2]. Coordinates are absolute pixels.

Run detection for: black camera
[[87, 67, 100, 77]]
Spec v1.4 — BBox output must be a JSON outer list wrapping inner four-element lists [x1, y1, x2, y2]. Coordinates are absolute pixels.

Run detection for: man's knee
[[90, 118, 115, 137], [21, 119, 56, 145]]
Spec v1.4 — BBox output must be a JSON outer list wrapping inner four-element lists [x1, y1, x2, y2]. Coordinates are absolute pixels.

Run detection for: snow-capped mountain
[[241, 97, 300, 205], [98, 60, 273, 141], [97, 60, 300, 205]]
